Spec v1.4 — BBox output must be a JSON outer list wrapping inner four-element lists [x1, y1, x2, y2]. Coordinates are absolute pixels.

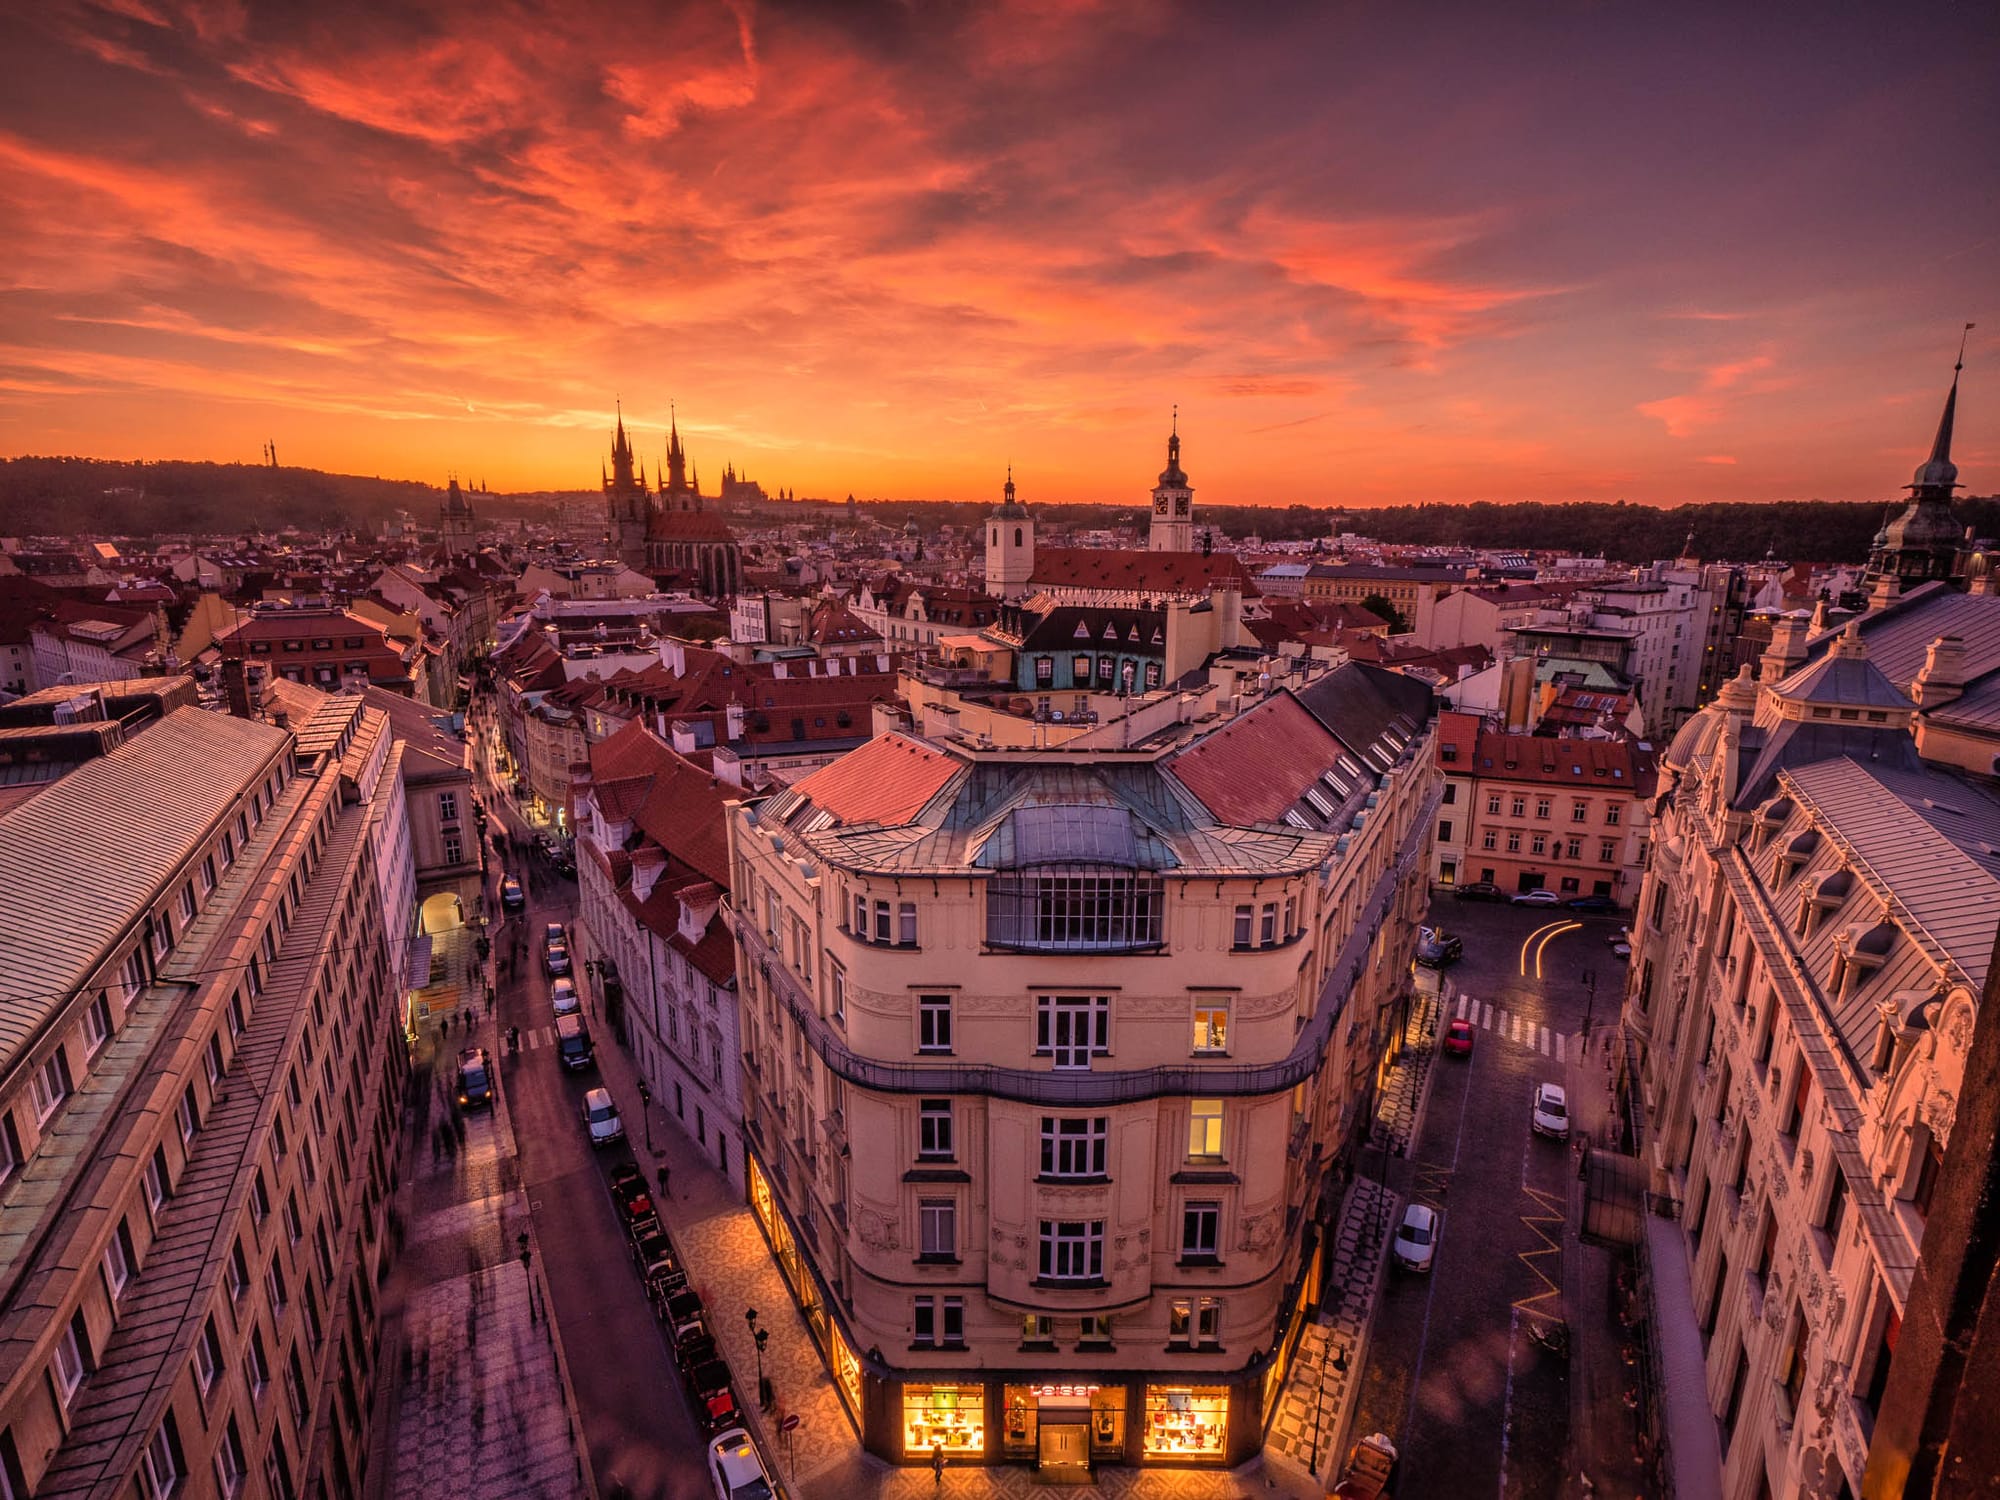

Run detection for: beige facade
[[1622, 631, 2000, 1500], [0, 700, 407, 1500], [726, 662, 1438, 1470]]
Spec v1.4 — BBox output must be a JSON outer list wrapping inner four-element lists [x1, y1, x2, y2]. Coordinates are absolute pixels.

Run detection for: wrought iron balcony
[[732, 782, 1440, 1104]]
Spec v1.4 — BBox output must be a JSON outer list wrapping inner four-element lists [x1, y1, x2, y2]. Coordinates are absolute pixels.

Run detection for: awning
[[1580, 1147, 1647, 1248]]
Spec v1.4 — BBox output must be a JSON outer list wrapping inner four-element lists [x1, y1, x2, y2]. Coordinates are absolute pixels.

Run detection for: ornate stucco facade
[[724, 662, 1438, 1471]]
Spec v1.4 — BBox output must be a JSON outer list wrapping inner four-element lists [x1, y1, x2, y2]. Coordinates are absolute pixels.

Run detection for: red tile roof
[[1166, 693, 1341, 826], [1031, 548, 1261, 598], [789, 732, 960, 827], [587, 722, 735, 885], [1461, 727, 1657, 794]]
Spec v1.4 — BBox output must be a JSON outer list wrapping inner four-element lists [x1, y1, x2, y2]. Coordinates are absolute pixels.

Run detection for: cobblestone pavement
[[364, 931, 592, 1500], [1263, 990, 1442, 1483]]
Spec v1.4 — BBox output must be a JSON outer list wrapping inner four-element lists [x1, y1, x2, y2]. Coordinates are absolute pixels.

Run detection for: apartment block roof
[[1458, 727, 1656, 794], [1166, 692, 1349, 829], [1030, 547, 1260, 598], [0, 707, 287, 1068], [782, 732, 961, 829]]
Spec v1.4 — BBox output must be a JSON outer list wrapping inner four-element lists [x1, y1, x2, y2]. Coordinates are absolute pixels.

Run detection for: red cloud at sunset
[[0, 1, 1993, 506]]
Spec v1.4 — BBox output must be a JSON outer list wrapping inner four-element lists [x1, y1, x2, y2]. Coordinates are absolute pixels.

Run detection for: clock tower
[[985, 467, 1035, 599], [1148, 408, 1194, 552]]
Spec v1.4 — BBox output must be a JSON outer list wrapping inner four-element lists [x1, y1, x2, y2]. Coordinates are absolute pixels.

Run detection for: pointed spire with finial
[[1912, 324, 1971, 494]]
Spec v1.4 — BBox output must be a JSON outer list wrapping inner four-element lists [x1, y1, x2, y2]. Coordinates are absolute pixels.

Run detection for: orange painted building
[[1430, 710, 1655, 903]]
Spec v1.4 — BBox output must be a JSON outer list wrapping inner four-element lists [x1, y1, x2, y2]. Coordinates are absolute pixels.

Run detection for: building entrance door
[[1038, 1417, 1088, 1472]]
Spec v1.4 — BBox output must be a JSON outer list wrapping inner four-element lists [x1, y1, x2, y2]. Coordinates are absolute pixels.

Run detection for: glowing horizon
[[0, 3, 1993, 508]]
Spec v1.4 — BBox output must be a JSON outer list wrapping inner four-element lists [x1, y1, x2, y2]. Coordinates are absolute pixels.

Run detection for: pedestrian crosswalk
[[1451, 995, 1568, 1061]]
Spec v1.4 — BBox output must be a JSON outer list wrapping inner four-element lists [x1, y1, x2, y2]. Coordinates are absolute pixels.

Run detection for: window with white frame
[[918, 1099, 953, 1158], [0, 1111, 18, 1186], [214, 1416, 247, 1497], [873, 899, 892, 943], [1181, 1201, 1221, 1259], [1232, 905, 1253, 948], [244, 1327, 270, 1399], [144, 1146, 171, 1212], [137, 1413, 183, 1500], [121, 949, 147, 1004], [898, 902, 918, 946], [438, 791, 459, 822], [830, 967, 847, 1026], [918, 994, 953, 1052], [1187, 1098, 1224, 1159], [194, 1315, 224, 1394], [1036, 994, 1110, 1069], [178, 882, 197, 924], [919, 1199, 957, 1258], [104, 1217, 135, 1298], [1038, 1219, 1104, 1281], [53, 1310, 89, 1404], [1080, 1314, 1114, 1346], [1039, 1116, 1109, 1178], [83, 993, 113, 1055], [1259, 903, 1278, 946], [31, 1049, 72, 1123]]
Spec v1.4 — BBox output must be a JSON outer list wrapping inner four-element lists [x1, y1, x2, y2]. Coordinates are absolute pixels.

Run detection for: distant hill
[[2, 455, 1991, 566], [0, 457, 560, 538]]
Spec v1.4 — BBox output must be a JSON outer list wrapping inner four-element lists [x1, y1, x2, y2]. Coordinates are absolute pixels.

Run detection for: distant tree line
[[1, 455, 1992, 566]]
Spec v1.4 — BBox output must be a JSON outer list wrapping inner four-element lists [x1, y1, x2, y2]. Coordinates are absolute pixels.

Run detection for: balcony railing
[[733, 782, 1440, 1105]]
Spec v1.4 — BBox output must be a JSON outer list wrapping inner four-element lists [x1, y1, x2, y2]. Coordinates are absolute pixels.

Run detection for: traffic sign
[[780, 1415, 801, 1433]]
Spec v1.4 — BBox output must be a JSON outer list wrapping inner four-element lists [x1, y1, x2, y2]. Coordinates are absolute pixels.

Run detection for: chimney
[[1868, 571, 1900, 610], [725, 702, 747, 741], [1911, 634, 1968, 709], [1759, 613, 1811, 684]]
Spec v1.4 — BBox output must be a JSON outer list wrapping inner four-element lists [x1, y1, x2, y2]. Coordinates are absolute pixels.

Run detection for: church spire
[[1911, 326, 1971, 495]]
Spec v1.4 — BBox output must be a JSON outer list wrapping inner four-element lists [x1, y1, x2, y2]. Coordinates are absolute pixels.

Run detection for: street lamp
[[746, 1309, 773, 1409], [637, 1078, 652, 1152]]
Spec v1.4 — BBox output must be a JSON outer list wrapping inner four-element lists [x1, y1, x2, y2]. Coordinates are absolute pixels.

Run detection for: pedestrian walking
[[932, 1443, 945, 1487], [656, 1163, 672, 1200]]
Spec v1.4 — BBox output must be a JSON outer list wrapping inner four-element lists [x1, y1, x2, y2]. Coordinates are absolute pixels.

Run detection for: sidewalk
[[1562, 1026, 1646, 1500], [570, 912, 1263, 1500], [1263, 991, 1441, 1486], [364, 936, 594, 1500]]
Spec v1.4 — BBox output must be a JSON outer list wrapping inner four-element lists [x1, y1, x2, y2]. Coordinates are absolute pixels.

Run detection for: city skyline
[[1, 2, 1995, 506]]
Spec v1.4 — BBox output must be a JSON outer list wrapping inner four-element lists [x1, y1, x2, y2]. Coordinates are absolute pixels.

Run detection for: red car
[[1442, 1018, 1476, 1056]]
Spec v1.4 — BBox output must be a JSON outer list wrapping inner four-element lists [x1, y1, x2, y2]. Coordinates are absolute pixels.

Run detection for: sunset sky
[[1, 1, 1994, 508]]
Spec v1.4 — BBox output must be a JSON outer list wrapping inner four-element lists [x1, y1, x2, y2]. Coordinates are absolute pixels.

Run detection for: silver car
[[581, 1087, 624, 1148]]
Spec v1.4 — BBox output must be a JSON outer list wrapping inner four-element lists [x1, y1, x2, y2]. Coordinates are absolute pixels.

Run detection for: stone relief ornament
[[857, 1209, 899, 1252], [1238, 1210, 1279, 1255], [1944, 1000, 1973, 1056], [1925, 1090, 1957, 1141], [1765, 1282, 1787, 1330], [1800, 1148, 1815, 1190], [1768, 1150, 1790, 1199]]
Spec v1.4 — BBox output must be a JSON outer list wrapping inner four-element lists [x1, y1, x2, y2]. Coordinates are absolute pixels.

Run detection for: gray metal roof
[[1774, 650, 1915, 711], [0, 708, 287, 1066], [1808, 584, 2000, 692], [1784, 756, 2000, 991]]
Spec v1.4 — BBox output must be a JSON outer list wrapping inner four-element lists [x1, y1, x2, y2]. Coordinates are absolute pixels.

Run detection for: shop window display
[[1143, 1385, 1227, 1456], [905, 1384, 984, 1457]]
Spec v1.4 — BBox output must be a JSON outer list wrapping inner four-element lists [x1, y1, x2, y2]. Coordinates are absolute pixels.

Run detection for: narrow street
[[471, 702, 715, 1500], [1347, 897, 1630, 1498]]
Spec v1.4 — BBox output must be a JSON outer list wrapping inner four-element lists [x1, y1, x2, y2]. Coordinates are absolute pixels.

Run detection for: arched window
[[1014, 527, 1023, 546]]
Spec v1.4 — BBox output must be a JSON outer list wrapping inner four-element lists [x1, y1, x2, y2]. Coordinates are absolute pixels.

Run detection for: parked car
[[1393, 1203, 1439, 1273], [1565, 894, 1617, 913], [708, 1428, 774, 1500], [1415, 928, 1464, 968], [1511, 889, 1561, 906], [1610, 926, 1633, 959], [543, 921, 567, 948], [550, 976, 580, 1017], [544, 939, 572, 977], [500, 876, 525, 912], [455, 1047, 494, 1109], [581, 1087, 624, 1148], [555, 1014, 594, 1071], [1453, 881, 1505, 902], [1531, 1082, 1571, 1139], [1442, 1018, 1476, 1056]]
